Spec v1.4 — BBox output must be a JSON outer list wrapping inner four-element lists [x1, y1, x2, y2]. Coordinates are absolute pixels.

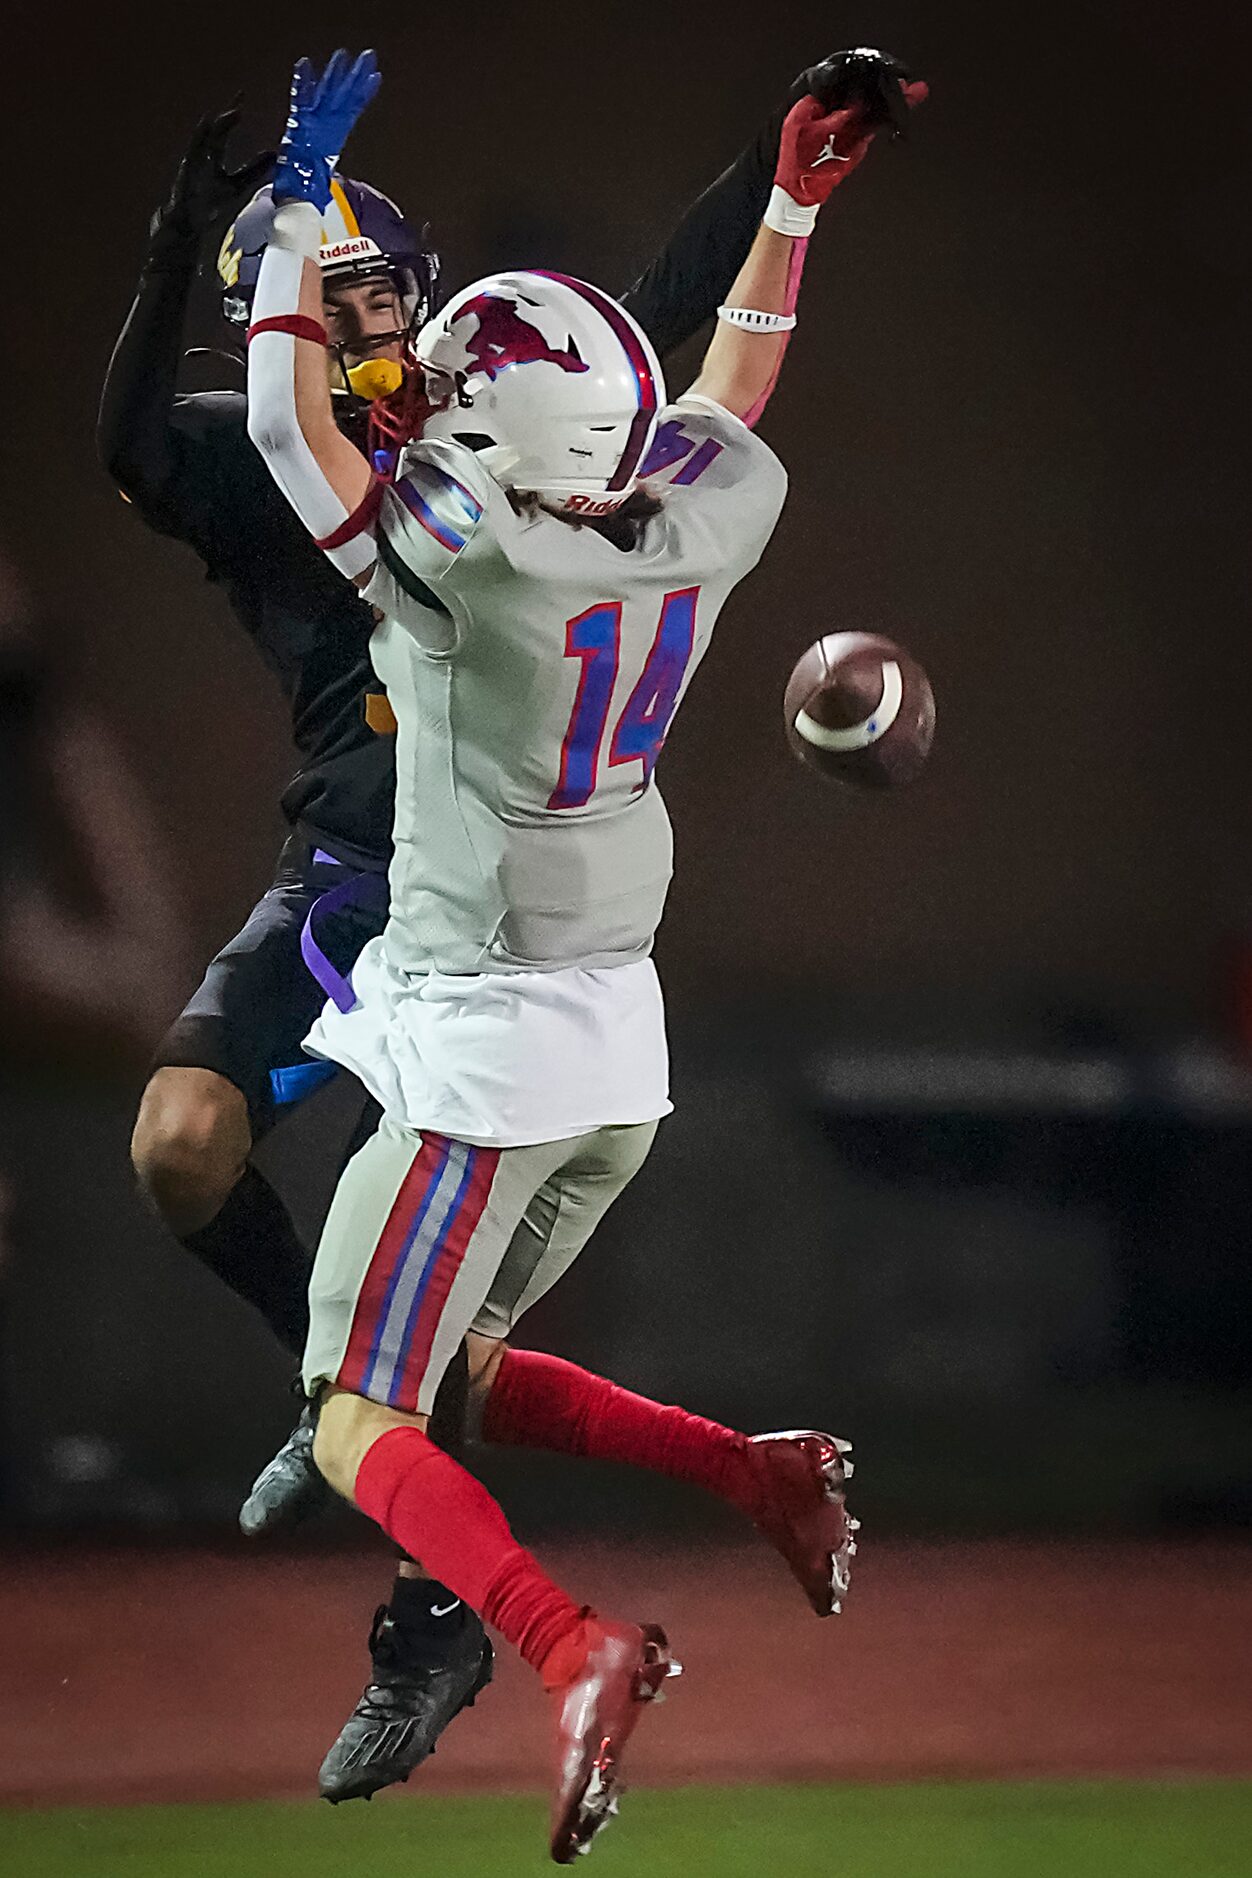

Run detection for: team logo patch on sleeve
[[393, 461, 484, 554]]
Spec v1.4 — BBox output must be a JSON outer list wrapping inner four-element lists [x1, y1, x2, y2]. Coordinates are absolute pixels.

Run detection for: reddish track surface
[[3, 1539, 1249, 1806]]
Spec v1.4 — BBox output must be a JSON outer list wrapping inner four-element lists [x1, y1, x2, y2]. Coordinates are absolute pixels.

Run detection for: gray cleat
[[238, 1404, 330, 1536], [319, 1601, 494, 1802]]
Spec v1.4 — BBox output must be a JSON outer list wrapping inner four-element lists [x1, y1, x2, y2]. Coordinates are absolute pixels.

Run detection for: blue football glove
[[272, 48, 381, 210]]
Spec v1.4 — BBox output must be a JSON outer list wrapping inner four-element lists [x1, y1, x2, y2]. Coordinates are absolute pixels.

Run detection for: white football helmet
[[416, 270, 665, 516]]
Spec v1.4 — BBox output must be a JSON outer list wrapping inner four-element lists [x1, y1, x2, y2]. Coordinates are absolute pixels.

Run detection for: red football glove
[[774, 79, 928, 211]]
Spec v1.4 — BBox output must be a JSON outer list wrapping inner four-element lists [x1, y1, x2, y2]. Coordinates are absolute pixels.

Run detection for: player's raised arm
[[624, 48, 918, 358], [246, 51, 383, 585], [99, 108, 273, 518], [686, 73, 925, 426]]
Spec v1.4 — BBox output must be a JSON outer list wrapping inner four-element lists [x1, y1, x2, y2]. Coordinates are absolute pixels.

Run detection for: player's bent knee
[[314, 1387, 427, 1505], [131, 1068, 252, 1234]]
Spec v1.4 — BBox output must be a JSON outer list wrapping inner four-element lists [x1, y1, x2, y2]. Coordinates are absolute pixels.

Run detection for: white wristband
[[717, 304, 797, 332], [271, 199, 323, 258], [763, 184, 819, 238]]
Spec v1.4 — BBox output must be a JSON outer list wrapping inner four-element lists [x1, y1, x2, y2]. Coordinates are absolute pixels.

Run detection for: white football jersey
[[362, 393, 787, 979]]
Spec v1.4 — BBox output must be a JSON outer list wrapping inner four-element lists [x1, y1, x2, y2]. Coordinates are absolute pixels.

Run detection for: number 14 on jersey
[[548, 586, 699, 810]]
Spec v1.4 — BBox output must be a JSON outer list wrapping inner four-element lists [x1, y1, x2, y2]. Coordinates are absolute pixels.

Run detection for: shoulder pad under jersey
[[390, 452, 487, 557]]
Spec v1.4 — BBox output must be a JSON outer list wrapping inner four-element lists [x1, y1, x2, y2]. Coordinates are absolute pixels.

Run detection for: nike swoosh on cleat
[[429, 1600, 462, 1618]]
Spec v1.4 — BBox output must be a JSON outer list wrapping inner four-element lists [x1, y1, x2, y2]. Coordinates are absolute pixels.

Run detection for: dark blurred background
[[1, 0, 1249, 1545]]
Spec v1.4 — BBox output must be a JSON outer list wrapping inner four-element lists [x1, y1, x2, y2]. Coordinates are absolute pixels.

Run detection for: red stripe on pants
[[337, 1135, 446, 1395], [390, 1147, 500, 1413]]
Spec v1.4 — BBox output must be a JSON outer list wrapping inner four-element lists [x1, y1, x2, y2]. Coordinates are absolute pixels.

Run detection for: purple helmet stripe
[[531, 271, 659, 491]]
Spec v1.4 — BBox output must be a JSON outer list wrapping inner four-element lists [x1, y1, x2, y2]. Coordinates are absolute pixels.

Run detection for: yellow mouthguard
[[345, 358, 404, 400]]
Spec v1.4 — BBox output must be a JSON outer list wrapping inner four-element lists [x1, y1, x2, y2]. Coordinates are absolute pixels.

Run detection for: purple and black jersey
[[98, 69, 815, 865], [122, 387, 395, 866]]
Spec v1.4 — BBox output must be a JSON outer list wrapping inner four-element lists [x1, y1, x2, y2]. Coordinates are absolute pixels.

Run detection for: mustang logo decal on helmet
[[452, 293, 588, 382]]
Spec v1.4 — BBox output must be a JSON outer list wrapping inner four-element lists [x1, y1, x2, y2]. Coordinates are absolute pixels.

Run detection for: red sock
[[354, 1426, 588, 1679], [482, 1350, 759, 1518]]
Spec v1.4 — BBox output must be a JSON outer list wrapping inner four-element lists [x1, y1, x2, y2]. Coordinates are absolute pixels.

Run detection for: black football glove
[[800, 48, 918, 139], [148, 106, 275, 263]]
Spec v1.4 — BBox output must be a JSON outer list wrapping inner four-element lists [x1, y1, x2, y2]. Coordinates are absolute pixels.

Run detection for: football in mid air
[[783, 631, 935, 788]]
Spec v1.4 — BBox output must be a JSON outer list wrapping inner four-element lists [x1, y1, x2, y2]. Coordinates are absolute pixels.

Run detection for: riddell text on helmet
[[320, 237, 381, 262], [564, 493, 623, 516]]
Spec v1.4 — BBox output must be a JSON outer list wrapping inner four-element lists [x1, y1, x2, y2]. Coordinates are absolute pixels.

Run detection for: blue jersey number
[[548, 603, 622, 811], [609, 586, 699, 789], [548, 587, 700, 810]]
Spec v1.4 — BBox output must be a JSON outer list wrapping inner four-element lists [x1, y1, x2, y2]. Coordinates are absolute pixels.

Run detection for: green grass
[[5, 1782, 1252, 1878]]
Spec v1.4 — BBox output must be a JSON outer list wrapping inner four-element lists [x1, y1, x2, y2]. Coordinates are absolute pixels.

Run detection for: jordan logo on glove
[[764, 52, 927, 237]]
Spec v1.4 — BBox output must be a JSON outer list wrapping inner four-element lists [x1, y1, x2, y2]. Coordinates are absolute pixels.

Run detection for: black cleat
[[319, 1600, 494, 1803], [238, 1405, 330, 1536]]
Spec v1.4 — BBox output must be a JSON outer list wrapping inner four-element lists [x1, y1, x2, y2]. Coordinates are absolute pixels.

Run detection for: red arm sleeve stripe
[[247, 314, 329, 347], [314, 476, 385, 551]]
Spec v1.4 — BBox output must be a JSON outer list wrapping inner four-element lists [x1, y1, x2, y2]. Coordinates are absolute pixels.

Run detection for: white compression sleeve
[[245, 203, 377, 580]]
